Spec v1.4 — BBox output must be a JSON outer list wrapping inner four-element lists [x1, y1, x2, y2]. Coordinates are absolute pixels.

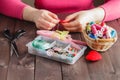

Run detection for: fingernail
[[54, 17, 59, 20]]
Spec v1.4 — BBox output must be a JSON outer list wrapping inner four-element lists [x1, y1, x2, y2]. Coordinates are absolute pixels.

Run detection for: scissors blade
[[11, 41, 19, 57], [10, 43, 14, 56]]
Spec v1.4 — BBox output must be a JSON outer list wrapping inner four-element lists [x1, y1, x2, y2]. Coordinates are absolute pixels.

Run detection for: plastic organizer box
[[26, 36, 87, 64]]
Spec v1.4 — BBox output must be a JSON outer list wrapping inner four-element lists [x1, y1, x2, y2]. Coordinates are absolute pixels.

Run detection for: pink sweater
[[0, 0, 120, 21], [0, 0, 27, 19]]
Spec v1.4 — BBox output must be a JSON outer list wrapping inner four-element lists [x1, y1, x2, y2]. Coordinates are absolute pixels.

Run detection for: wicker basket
[[83, 27, 118, 51]]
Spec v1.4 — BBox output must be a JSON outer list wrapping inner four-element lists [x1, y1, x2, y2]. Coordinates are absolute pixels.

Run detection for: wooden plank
[[117, 18, 120, 24], [62, 57, 90, 80], [93, 0, 104, 7], [34, 14, 63, 80], [87, 52, 116, 80], [0, 15, 16, 80], [61, 33, 90, 80], [117, 18, 120, 34], [35, 57, 62, 80], [108, 40, 120, 80], [107, 19, 120, 80], [86, 20, 119, 80], [7, 55, 34, 80], [22, 0, 34, 7], [7, 20, 36, 80], [106, 20, 120, 34]]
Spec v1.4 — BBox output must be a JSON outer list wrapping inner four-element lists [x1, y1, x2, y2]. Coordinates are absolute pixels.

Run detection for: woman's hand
[[61, 7, 105, 32], [23, 6, 59, 30], [32, 9, 60, 30]]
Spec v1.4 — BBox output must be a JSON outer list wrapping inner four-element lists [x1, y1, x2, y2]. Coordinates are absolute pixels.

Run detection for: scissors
[[3, 29, 26, 57]]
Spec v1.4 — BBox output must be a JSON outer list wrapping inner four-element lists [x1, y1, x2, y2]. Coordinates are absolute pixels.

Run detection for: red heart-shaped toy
[[85, 50, 102, 61]]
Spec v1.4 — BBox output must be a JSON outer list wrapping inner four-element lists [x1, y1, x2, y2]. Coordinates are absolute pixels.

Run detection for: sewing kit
[[26, 30, 87, 64]]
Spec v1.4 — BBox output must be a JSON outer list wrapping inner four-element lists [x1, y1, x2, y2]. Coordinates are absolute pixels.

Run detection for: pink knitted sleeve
[[100, 0, 120, 21], [0, 0, 27, 19]]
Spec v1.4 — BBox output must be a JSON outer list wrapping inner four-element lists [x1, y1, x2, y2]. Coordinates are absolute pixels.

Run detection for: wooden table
[[0, 14, 120, 80]]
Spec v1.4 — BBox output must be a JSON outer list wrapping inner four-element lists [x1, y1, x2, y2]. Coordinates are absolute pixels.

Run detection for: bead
[[53, 47, 62, 52], [67, 54, 73, 57], [46, 49, 54, 56], [68, 47, 72, 51], [72, 53, 76, 57]]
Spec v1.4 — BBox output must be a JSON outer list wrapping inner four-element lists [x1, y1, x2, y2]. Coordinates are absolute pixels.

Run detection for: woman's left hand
[[61, 8, 105, 32]]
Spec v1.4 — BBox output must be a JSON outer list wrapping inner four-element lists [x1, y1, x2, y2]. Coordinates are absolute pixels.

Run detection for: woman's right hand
[[33, 9, 60, 30], [23, 6, 59, 30]]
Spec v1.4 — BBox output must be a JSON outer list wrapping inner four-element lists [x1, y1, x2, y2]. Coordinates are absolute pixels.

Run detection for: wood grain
[[0, 15, 15, 80], [7, 20, 36, 80], [0, 13, 120, 80]]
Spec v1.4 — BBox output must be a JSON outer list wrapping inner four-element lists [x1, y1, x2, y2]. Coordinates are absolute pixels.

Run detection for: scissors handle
[[3, 29, 13, 40], [13, 30, 26, 41]]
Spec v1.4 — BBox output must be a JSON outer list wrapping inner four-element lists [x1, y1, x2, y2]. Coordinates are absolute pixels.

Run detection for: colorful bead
[[72, 53, 76, 57], [46, 49, 54, 56], [67, 54, 73, 57]]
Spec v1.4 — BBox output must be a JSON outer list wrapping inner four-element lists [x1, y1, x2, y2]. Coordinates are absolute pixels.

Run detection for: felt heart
[[85, 50, 102, 61]]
